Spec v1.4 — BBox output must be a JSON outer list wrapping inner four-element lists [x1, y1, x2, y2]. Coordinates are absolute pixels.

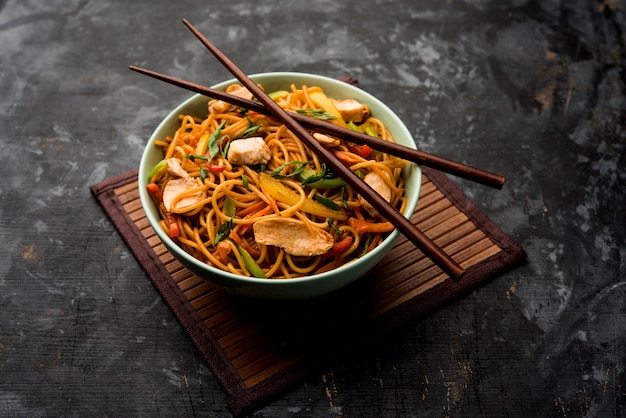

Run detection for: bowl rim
[[138, 71, 421, 286]]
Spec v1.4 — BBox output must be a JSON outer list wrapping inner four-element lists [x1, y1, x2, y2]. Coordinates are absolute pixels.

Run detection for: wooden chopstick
[[177, 19, 465, 279], [128, 65, 505, 190]]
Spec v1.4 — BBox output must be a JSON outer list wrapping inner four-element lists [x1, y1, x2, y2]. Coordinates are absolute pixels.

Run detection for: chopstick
[[177, 19, 465, 280], [128, 66, 505, 190]]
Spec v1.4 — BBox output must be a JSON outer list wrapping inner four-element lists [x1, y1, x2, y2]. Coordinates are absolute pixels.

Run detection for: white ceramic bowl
[[138, 72, 421, 300]]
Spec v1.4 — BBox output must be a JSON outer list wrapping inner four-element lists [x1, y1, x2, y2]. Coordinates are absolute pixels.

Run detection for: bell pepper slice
[[325, 235, 354, 257], [309, 90, 347, 127], [259, 173, 347, 220]]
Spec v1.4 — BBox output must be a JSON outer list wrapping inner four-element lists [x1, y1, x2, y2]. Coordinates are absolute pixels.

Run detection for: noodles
[[147, 83, 408, 279]]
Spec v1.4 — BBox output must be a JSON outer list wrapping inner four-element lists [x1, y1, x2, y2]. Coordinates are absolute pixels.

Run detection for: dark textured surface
[[1, 1, 624, 417]]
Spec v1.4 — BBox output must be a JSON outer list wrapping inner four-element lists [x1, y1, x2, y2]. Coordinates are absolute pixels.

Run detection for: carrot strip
[[348, 217, 395, 235], [236, 200, 267, 217], [237, 205, 273, 236], [332, 150, 360, 165]]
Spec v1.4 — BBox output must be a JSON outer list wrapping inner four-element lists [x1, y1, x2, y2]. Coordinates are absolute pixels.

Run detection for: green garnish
[[327, 219, 343, 235], [296, 108, 337, 120], [208, 120, 227, 160], [340, 186, 348, 208], [237, 244, 266, 278], [185, 154, 209, 161], [314, 194, 340, 210], [214, 219, 233, 246], [242, 174, 249, 190], [238, 118, 261, 138], [270, 161, 308, 179], [148, 159, 168, 179]]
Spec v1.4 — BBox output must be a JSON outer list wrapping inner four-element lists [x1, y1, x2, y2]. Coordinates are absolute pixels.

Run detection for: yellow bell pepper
[[259, 173, 347, 220], [308, 89, 347, 128]]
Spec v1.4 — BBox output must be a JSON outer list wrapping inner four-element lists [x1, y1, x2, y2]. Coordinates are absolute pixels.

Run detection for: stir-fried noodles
[[146, 83, 408, 278]]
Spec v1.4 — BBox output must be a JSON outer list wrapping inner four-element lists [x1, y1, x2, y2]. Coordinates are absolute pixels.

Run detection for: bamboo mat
[[91, 166, 526, 417]]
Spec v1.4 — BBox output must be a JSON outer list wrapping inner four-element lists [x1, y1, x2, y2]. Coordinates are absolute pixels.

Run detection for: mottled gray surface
[[1, 0, 624, 416]]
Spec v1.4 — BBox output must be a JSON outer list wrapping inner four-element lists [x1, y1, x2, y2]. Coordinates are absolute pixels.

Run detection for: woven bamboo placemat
[[90, 166, 526, 416]]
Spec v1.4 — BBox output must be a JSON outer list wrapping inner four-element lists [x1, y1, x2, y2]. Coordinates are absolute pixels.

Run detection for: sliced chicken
[[253, 218, 334, 256], [359, 171, 392, 217], [227, 136, 271, 166], [209, 85, 254, 114], [166, 158, 189, 178], [162, 177, 202, 211], [330, 98, 370, 123], [162, 158, 202, 211]]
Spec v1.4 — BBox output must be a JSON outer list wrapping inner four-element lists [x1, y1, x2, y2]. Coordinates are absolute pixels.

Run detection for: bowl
[[138, 72, 421, 300]]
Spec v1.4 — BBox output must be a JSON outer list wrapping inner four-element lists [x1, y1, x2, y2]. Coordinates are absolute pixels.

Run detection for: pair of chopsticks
[[131, 19, 505, 280]]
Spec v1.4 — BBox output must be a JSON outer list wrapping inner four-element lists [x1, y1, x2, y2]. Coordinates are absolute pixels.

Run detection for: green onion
[[238, 244, 266, 278], [296, 108, 336, 120], [208, 120, 227, 160], [314, 195, 340, 210], [223, 196, 236, 218], [214, 219, 233, 246], [268, 90, 289, 100], [148, 159, 168, 179], [270, 161, 308, 179]]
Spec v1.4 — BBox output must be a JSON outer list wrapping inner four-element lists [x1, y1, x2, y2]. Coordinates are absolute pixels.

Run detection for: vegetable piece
[[237, 118, 261, 138], [309, 91, 347, 127], [308, 176, 347, 189], [347, 217, 395, 234], [345, 122, 375, 157], [324, 235, 354, 257], [271, 161, 308, 179], [259, 173, 347, 220], [327, 218, 343, 235], [214, 219, 233, 245], [146, 183, 180, 238], [295, 109, 337, 120], [268, 90, 289, 100], [207, 163, 226, 172], [346, 141, 373, 159], [237, 243, 266, 278], [148, 159, 168, 179], [223, 195, 236, 218], [214, 196, 236, 245], [196, 132, 210, 155], [363, 123, 379, 138], [296, 166, 347, 189], [332, 149, 360, 165], [314, 194, 340, 210], [208, 120, 227, 160]]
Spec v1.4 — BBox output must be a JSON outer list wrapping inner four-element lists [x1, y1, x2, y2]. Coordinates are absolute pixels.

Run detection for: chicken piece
[[209, 85, 254, 114], [330, 98, 370, 123], [359, 171, 392, 217], [227, 136, 271, 166], [253, 218, 334, 256], [162, 177, 202, 211], [161, 158, 202, 211], [166, 158, 189, 178], [313, 132, 340, 147]]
